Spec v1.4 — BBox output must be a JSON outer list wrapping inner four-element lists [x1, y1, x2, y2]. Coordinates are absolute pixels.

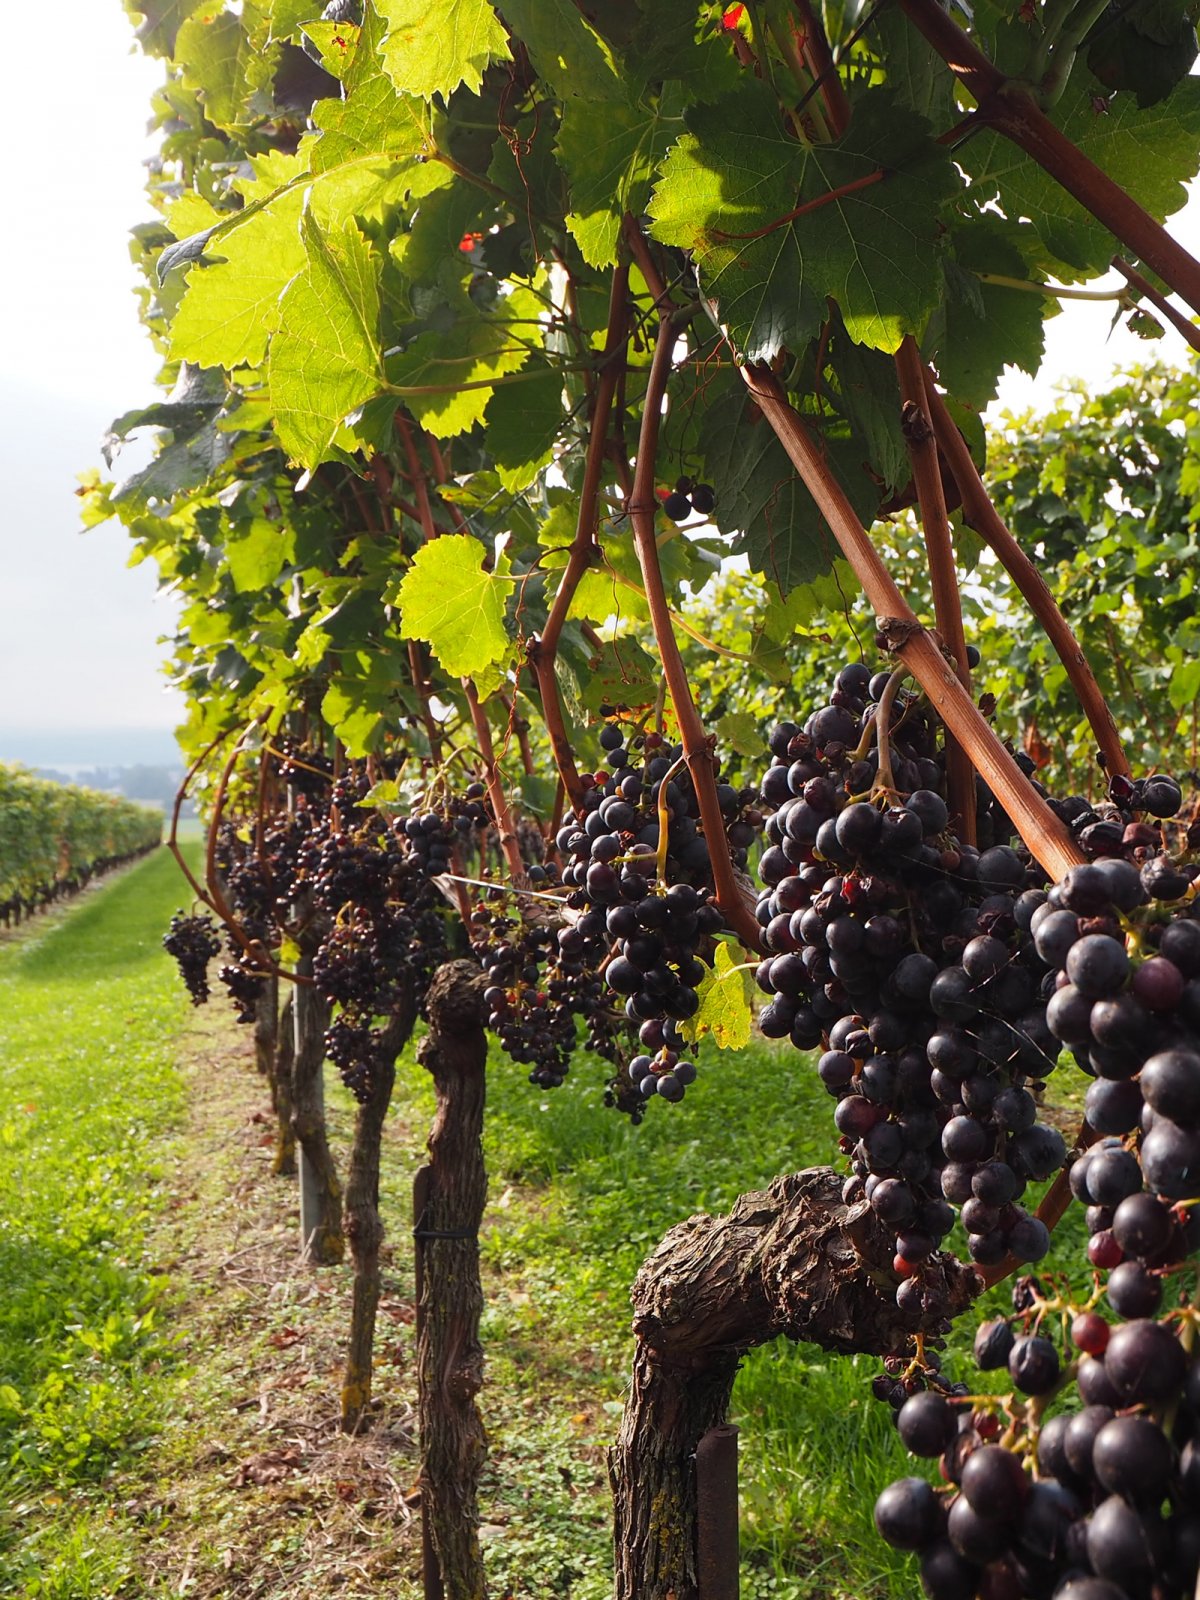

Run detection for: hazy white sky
[[0, 3, 1196, 763], [0, 3, 174, 749]]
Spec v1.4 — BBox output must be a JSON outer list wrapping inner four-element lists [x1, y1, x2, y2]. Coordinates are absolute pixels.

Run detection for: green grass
[[386, 1030, 1094, 1600], [0, 850, 197, 1594]]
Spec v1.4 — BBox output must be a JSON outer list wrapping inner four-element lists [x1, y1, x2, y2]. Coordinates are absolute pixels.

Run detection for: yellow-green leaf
[[683, 939, 754, 1051], [393, 534, 509, 679], [377, 0, 511, 101], [225, 517, 295, 592], [269, 211, 384, 471], [169, 186, 306, 371]]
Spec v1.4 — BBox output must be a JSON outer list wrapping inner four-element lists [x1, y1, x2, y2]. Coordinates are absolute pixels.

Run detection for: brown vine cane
[[627, 316, 766, 955], [529, 258, 632, 816], [896, 334, 976, 846], [738, 359, 1086, 883], [898, 0, 1200, 319]]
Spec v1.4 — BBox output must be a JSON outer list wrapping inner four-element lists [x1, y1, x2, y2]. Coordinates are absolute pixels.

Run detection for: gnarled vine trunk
[[610, 1170, 980, 1600], [415, 960, 489, 1600], [291, 950, 343, 1265], [340, 989, 417, 1433]]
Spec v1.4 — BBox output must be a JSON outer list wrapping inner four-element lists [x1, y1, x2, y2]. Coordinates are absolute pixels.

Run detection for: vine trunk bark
[[272, 989, 298, 1177], [254, 975, 297, 1177], [415, 960, 489, 1600], [291, 949, 343, 1265], [252, 971, 277, 1081], [340, 990, 418, 1433], [609, 1170, 980, 1600]]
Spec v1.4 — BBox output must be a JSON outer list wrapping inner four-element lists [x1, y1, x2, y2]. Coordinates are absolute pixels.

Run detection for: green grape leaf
[[715, 709, 762, 759], [484, 360, 563, 491], [387, 282, 542, 436], [125, 0, 208, 55], [623, 0, 741, 105], [309, 11, 434, 171], [827, 329, 909, 495], [697, 381, 876, 594], [359, 777, 402, 807], [556, 89, 684, 267], [299, 21, 361, 79], [500, 0, 624, 101], [1087, 0, 1199, 108], [963, 73, 1200, 278], [225, 518, 296, 592], [111, 421, 233, 510], [518, 773, 559, 818], [391, 180, 493, 286], [392, 534, 510, 678], [486, 105, 567, 232], [569, 561, 648, 626], [164, 41, 434, 345], [376, 0, 511, 100], [1169, 657, 1200, 711], [577, 637, 659, 712], [269, 0, 321, 40], [683, 938, 754, 1052], [169, 187, 307, 370], [650, 86, 956, 359], [175, 8, 272, 130], [321, 679, 384, 755], [269, 211, 385, 471], [103, 363, 226, 463], [862, 4, 957, 124], [934, 222, 1049, 410]]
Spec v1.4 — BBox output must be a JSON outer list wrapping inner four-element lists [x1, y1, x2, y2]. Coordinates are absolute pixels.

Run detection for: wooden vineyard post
[[696, 1425, 740, 1600], [412, 1163, 445, 1600]]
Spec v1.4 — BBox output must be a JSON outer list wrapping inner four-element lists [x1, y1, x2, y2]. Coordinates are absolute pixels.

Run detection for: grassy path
[[0, 849, 195, 1595]]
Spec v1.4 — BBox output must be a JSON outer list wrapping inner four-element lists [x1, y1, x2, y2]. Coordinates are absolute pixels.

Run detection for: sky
[[0, 3, 174, 762], [0, 4, 1197, 769]]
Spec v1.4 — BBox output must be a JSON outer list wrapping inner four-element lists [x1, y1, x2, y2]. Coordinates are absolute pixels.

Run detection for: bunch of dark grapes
[[217, 945, 267, 1023], [474, 907, 580, 1086], [754, 659, 1069, 1326], [312, 830, 391, 917], [213, 820, 278, 944], [875, 1255, 1200, 1599], [554, 725, 730, 1044], [164, 910, 223, 1005], [275, 738, 334, 798], [313, 916, 390, 1009], [399, 784, 490, 877], [661, 475, 716, 521], [258, 808, 316, 910], [627, 1013, 698, 1106], [305, 794, 450, 1101], [872, 771, 1200, 1597]]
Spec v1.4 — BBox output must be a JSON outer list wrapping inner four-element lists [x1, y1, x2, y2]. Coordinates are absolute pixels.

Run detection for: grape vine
[[99, 0, 1200, 1592]]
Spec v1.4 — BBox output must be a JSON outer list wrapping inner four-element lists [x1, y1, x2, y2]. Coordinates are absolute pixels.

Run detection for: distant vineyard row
[[0, 766, 162, 924]]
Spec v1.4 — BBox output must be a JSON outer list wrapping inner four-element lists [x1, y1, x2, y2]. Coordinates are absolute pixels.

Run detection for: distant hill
[[33, 763, 191, 815], [0, 727, 182, 770]]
